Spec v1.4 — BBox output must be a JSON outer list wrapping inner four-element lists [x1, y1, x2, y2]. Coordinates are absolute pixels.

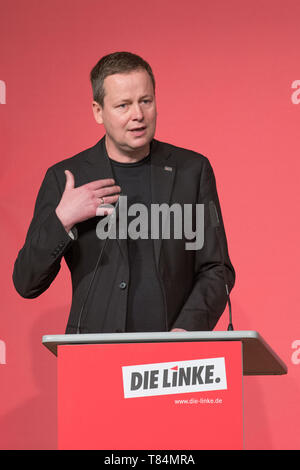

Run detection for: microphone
[[76, 200, 119, 334], [209, 200, 234, 331]]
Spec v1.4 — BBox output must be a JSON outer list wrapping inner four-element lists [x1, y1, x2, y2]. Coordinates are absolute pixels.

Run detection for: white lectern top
[[42, 330, 287, 376]]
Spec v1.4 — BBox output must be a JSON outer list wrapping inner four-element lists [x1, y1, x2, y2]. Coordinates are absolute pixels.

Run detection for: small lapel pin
[[164, 166, 173, 172]]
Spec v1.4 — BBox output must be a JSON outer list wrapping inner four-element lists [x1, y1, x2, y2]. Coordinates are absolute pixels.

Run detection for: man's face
[[92, 69, 157, 160]]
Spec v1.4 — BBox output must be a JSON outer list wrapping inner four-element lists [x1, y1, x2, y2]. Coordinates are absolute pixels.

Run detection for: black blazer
[[13, 137, 235, 333]]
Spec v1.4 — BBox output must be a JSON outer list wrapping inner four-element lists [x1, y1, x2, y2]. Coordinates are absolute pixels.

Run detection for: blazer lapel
[[84, 135, 114, 179], [150, 140, 176, 267], [85, 136, 128, 260]]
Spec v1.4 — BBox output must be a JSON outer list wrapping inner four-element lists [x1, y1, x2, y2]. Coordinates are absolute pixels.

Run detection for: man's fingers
[[94, 185, 121, 198], [85, 178, 117, 190], [64, 170, 75, 190], [98, 194, 120, 206]]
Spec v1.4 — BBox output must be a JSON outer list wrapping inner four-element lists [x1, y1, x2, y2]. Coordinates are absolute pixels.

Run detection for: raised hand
[[55, 170, 121, 232]]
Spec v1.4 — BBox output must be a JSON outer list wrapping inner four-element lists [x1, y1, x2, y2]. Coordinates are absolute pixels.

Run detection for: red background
[[1, 0, 299, 449]]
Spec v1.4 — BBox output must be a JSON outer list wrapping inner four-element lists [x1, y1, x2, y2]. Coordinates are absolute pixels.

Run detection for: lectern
[[42, 331, 287, 450]]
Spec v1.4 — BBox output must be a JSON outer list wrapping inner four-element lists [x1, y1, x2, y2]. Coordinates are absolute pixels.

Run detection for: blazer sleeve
[[12, 167, 74, 298], [171, 158, 235, 331]]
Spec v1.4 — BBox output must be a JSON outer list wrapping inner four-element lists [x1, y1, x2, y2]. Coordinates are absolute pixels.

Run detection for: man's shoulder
[[48, 139, 102, 173], [153, 139, 210, 168]]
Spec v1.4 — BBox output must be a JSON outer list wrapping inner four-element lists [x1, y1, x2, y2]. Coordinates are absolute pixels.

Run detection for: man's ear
[[92, 100, 104, 124]]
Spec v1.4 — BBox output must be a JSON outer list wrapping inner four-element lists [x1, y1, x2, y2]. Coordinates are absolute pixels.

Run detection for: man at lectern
[[13, 51, 235, 334]]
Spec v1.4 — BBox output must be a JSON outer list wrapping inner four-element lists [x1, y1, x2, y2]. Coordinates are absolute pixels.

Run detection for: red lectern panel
[[57, 341, 243, 450]]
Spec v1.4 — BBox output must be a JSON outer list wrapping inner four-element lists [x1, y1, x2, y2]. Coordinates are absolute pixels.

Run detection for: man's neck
[[105, 136, 150, 163]]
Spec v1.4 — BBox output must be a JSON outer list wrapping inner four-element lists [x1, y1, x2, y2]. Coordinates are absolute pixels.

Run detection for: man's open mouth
[[129, 126, 146, 132]]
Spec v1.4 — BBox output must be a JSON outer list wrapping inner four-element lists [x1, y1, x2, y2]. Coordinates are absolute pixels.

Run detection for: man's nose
[[131, 103, 144, 120]]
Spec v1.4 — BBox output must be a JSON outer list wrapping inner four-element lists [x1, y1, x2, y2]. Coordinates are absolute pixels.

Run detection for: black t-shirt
[[110, 153, 166, 332]]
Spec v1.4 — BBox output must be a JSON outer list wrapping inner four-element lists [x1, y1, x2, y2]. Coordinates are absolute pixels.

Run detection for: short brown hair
[[90, 51, 156, 106]]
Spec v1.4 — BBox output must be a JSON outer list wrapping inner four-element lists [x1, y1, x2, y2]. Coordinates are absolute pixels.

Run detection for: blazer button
[[119, 281, 127, 289]]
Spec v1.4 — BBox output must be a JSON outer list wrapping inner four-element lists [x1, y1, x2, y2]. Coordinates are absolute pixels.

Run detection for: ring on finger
[[99, 197, 105, 205]]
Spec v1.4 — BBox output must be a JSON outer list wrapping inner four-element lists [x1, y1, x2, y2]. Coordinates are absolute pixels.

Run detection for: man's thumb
[[64, 170, 75, 190]]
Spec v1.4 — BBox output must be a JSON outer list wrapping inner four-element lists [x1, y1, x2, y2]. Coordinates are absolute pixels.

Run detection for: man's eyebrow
[[113, 98, 131, 105], [114, 94, 153, 105]]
